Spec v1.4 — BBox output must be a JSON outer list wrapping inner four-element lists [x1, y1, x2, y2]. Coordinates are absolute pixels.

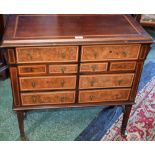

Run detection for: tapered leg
[[16, 111, 27, 140], [23, 110, 28, 119], [121, 104, 132, 137]]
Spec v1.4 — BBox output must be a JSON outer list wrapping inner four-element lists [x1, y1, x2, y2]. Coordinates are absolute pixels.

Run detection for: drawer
[[110, 61, 136, 71], [49, 64, 77, 74], [18, 65, 47, 76], [79, 89, 131, 103], [21, 91, 75, 105], [16, 46, 78, 63], [19, 76, 76, 91], [81, 44, 140, 62], [79, 73, 134, 89], [80, 63, 108, 73]]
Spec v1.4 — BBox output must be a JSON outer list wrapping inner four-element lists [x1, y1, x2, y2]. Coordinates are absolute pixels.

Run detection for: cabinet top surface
[[2, 14, 153, 47]]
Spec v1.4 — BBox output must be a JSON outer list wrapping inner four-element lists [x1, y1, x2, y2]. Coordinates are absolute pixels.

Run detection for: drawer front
[[16, 46, 78, 63], [19, 76, 76, 91], [110, 61, 136, 71], [81, 44, 140, 62], [49, 64, 77, 74], [79, 89, 131, 103], [18, 65, 47, 76], [79, 74, 134, 89], [21, 91, 75, 105], [80, 63, 108, 73]]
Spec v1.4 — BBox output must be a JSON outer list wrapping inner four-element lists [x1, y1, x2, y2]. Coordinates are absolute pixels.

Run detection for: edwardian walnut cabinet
[[1, 15, 153, 140]]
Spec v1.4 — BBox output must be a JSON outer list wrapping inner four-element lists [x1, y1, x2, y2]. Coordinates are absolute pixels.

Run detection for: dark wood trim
[[75, 46, 81, 104], [121, 104, 133, 136], [9, 67, 21, 107], [130, 61, 144, 101], [13, 101, 134, 111]]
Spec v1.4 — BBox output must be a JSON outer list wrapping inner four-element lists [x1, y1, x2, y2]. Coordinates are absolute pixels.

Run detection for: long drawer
[[79, 89, 131, 103], [16, 46, 78, 63], [19, 76, 76, 91], [81, 44, 140, 62], [21, 91, 75, 105], [79, 73, 134, 89]]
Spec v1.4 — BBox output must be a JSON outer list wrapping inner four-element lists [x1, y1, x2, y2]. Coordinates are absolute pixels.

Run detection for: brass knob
[[93, 51, 98, 59], [109, 50, 113, 53], [118, 79, 123, 85], [90, 80, 96, 87], [32, 81, 36, 88], [60, 96, 65, 102], [60, 80, 65, 87], [60, 67, 66, 73], [32, 96, 37, 103], [122, 51, 128, 57], [89, 95, 94, 101], [28, 53, 33, 60], [27, 68, 33, 72], [91, 65, 97, 72], [61, 53, 66, 59]]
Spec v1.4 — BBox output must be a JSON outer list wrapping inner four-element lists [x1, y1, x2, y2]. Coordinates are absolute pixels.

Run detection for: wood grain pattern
[[2, 15, 153, 47], [81, 44, 141, 62], [21, 91, 75, 105], [79, 74, 134, 89], [49, 64, 77, 74], [79, 89, 131, 103], [18, 65, 47, 76], [7, 49, 16, 64], [80, 62, 108, 73], [110, 61, 136, 71], [16, 46, 78, 63], [9, 67, 21, 107], [19, 76, 76, 91]]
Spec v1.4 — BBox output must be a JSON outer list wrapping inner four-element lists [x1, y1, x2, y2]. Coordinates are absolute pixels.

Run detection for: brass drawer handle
[[32, 81, 36, 88], [28, 53, 33, 60], [122, 51, 128, 57], [61, 53, 66, 59], [109, 50, 113, 53], [91, 65, 97, 72], [60, 80, 65, 87], [60, 96, 65, 102], [32, 96, 37, 103], [93, 51, 98, 59], [60, 67, 66, 73], [26, 68, 33, 72], [89, 95, 95, 101], [90, 80, 96, 87], [118, 79, 124, 85]]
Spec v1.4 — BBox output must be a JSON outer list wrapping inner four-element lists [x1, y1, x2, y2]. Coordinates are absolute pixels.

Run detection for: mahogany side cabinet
[[1, 14, 153, 140]]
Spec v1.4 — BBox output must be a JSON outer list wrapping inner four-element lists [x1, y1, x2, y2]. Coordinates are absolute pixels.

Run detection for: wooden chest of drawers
[[1, 15, 153, 140]]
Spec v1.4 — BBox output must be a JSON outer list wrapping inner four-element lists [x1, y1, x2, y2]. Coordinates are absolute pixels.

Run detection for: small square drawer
[[21, 91, 75, 105], [19, 76, 76, 91], [79, 89, 131, 103], [18, 65, 47, 76], [110, 61, 136, 71], [81, 44, 140, 62], [79, 73, 134, 89], [49, 64, 77, 74], [80, 62, 108, 73], [16, 46, 78, 63]]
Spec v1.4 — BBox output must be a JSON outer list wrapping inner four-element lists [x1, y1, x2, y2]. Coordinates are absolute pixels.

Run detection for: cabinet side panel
[[130, 62, 143, 101], [9, 67, 21, 107]]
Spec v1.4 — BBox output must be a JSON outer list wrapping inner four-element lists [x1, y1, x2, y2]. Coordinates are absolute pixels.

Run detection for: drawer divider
[[75, 46, 81, 104]]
